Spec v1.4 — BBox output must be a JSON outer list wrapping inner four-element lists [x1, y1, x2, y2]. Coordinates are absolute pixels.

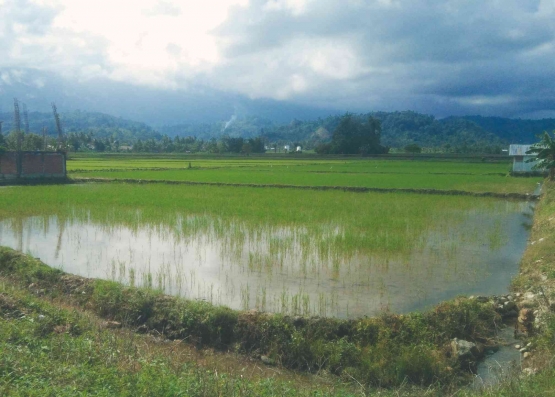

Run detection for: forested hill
[[460, 116, 555, 144], [2, 108, 553, 150], [0, 110, 161, 144], [158, 111, 515, 150]]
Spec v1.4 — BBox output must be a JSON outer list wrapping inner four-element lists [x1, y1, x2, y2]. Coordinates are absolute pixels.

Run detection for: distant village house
[[509, 144, 541, 173]]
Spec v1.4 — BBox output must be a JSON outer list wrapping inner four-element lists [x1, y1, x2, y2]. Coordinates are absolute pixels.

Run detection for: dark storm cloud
[[2, 0, 554, 119], [212, 0, 555, 117]]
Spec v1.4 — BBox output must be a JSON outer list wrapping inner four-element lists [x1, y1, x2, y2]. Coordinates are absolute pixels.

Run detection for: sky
[[1, 0, 555, 120]]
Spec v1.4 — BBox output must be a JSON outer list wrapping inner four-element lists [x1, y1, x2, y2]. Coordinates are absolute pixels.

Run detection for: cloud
[[1, 0, 554, 118], [211, 0, 555, 116], [0, 0, 111, 81]]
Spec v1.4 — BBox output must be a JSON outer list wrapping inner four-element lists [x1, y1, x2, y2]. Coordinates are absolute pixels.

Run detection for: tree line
[[1, 109, 520, 155]]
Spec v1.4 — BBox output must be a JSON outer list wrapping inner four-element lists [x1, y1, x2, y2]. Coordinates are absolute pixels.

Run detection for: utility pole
[[51, 103, 64, 151], [22, 103, 30, 134], [42, 126, 48, 151], [14, 98, 22, 152]]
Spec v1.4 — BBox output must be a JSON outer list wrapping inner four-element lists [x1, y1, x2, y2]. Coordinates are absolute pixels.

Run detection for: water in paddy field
[[0, 200, 534, 318]]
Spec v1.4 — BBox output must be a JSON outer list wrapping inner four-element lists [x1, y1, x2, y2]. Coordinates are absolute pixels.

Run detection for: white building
[[509, 144, 539, 173]]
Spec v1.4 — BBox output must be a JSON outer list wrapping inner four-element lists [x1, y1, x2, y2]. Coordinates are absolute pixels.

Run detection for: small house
[[296, 146, 302, 152], [284, 145, 290, 152], [509, 144, 539, 173]]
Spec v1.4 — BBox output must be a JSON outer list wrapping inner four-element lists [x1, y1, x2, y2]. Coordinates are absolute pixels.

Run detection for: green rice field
[[68, 156, 512, 174], [67, 156, 543, 194], [72, 168, 539, 193], [1, 154, 549, 393], [0, 165, 535, 317]]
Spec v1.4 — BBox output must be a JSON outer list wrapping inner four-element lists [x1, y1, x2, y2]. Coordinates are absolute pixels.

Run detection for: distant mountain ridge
[[460, 116, 555, 144], [1, 108, 554, 150], [0, 110, 161, 143], [158, 111, 552, 150]]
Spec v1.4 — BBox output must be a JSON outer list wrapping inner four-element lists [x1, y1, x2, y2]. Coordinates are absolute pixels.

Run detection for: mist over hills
[[0, 69, 339, 125], [2, 107, 554, 151], [1, 69, 555, 150]]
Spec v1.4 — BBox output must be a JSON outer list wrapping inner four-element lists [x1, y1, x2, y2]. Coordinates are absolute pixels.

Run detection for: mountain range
[[1, 108, 554, 151], [1, 69, 555, 150]]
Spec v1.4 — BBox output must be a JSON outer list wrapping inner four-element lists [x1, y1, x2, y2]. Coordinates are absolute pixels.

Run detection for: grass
[[0, 280, 358, 396], [2, 245, 555, 396], [0, 247, 503, 392]]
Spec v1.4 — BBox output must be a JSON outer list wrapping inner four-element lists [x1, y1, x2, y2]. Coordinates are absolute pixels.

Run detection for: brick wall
[[0, 152, 66, 180], [43, 154, 64, 175], [0, 153, 18, 179], [21, 153, 44, 175]]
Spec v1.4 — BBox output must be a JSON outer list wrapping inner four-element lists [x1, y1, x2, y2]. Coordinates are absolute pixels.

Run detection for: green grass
[[2, 248, 555, 395], [0, 247, 502, 391], [0, 281, 358, 396]]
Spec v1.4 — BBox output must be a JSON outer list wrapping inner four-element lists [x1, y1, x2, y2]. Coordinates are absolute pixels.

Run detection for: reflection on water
[[0, 201, 533, 318]]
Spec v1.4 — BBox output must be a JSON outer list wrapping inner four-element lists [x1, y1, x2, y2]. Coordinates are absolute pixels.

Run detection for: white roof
[[509, 144, 535, 156]]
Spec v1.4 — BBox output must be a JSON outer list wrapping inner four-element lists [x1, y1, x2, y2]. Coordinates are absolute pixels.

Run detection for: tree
[[241, 142, 252, 156], [0, 133, 5, 153], [22, 133, 44, 150], [526, 131, 555, 180], [247, 136, 266, 153], [314, 142, 332, 154], [93, 139, 106, 152], [330, 114, 388, 155], [404, 143, 422, 153]]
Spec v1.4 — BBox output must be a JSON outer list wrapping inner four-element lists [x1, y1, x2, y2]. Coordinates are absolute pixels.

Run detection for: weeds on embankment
[[0, 247, 499, 389], [4, 250, 555, 396], [70, 177, 539, 200], [0, 281, 355, 396]]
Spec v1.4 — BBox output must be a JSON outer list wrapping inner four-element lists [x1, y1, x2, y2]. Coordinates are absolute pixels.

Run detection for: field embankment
[[509, 181, 555, 372], [70, 176, 539, 200], [68, 168, 540, 195], [0, 246, 502, 391]]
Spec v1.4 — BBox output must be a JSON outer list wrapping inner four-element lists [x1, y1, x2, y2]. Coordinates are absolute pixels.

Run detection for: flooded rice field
[[0, 199, 533, 318]]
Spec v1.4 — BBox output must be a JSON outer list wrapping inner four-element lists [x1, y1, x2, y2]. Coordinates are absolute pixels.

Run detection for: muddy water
[[0, 201, 533, 318], [473, 326, 522, 389]]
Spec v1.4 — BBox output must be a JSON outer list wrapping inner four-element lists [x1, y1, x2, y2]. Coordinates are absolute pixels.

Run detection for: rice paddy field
[[3, 154, 554, 394], [68, 156, 540, 194], [67, 156, 510, 174], [0, 156, 543, 318]]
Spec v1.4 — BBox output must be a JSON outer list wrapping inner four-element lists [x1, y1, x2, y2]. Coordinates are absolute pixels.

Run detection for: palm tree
[[526, 131, 555, 181]]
